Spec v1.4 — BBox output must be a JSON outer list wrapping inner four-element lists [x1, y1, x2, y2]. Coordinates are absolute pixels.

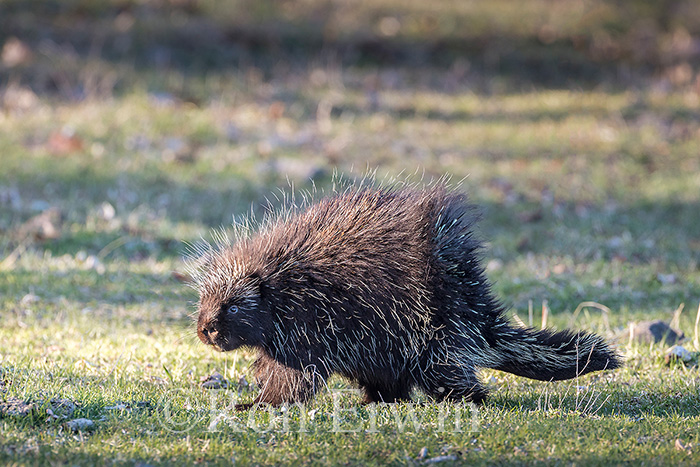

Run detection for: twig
[[694, 302, 700, 351], [628, 322, 635, 349], [0, 239, 29, 271], [513, 313, 527, 328], [98, 236, 130, 259], [570, 301, 611, 333], [670, 303, 684, 331], [541, 300, 549, 330]]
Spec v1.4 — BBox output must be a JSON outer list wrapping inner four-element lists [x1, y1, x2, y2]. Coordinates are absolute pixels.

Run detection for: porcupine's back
[[241, 185, 472, 375]]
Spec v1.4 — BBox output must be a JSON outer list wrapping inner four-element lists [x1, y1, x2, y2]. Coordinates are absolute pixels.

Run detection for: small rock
[[665, 345, 696, 365], [631, 320, 684, 345], [20, 293, 40, 305], [200, 372, 229, 389], [418, 447, 428, 459], [97, 202, 116, 221], [657, 274, 677, 285], [105, 403, 128, 411], [486, 259, 503, 272], [238, 375, 249, 388], [67, 418, 96, 432], [49, 398, 77, 418], [425, 455, 458, 464], [271, 157, 327, 181], [0, 397, 35, 416]]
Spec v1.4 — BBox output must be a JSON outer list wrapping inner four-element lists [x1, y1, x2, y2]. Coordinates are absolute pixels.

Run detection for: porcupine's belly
[[323, 323, 424, 380]]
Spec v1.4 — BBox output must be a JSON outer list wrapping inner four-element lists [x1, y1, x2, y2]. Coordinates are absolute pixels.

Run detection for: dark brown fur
[[193, 184, 620, 407]]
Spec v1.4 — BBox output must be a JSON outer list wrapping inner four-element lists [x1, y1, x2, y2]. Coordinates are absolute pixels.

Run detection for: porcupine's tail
[[489, 325, 622, 381]]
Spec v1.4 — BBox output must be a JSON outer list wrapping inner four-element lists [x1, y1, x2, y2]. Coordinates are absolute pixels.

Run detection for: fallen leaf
[[268, 101, 285, 119], [18, 207, 62, 240], [1, 37, 33, 67], [172, 271, 192, 283], [675, 439, 688, 452], [48, 130, 84, 155]]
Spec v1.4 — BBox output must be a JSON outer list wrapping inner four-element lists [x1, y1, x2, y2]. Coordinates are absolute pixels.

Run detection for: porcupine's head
[[190, 242, 270, 352]]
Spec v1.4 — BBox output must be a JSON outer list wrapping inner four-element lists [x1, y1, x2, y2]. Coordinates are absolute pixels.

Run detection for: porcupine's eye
[[226, 304, 239, 315]]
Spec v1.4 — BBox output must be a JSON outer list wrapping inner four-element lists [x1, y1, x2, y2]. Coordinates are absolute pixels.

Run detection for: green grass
[[2, 0, 700, 465]]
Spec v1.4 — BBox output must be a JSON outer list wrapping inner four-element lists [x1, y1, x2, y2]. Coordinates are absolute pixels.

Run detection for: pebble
[[67, 418, 96, 432]]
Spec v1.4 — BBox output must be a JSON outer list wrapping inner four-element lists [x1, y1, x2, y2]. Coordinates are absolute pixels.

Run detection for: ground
[[1, 0, 699, 465]]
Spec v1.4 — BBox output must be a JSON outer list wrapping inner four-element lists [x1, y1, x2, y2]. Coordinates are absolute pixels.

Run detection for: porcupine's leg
[[416, 347, 488, 404], [236, 353, 328, 410], [419, 364, 487, 404], [359, 378, 412, 404]]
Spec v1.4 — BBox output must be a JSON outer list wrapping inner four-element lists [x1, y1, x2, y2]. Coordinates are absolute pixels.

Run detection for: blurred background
[[1, 0, 699, 322]]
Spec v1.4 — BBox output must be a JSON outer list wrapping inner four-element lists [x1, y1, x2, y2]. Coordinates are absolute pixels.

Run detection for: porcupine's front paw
[[234, 402, 255, 411]]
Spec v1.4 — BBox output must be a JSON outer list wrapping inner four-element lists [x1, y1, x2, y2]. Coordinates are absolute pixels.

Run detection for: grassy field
[[2, 0, 700, 465]]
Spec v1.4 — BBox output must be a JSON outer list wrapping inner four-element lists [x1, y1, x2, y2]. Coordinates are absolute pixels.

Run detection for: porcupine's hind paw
[[417, 359, 488, 404], [359, 379, 413, 404], [424, 382, 488, 405]]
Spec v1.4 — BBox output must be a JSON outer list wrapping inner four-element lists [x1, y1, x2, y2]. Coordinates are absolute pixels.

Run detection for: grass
[[2, 0, 700, 465]]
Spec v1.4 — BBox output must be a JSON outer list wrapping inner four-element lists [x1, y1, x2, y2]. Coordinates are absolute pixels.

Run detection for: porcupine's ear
[[247, 271, 265, 299]]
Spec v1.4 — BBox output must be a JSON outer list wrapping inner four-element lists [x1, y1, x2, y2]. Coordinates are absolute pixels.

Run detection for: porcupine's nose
[[198, 321, 219, 345]]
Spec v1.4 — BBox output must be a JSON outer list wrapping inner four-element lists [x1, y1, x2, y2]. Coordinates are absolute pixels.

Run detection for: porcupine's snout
[[197, 313, 220, 347], [197, 320, 219, 345], [197, 305, 235, 351]]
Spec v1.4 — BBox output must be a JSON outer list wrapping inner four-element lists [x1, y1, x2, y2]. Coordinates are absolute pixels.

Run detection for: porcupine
[[192, 182, 621, 407]]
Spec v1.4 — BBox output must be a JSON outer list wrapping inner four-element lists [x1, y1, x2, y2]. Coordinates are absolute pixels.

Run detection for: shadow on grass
[[330, 101, 610, 124], [494, 389, 700, 418], [0, 0, 689, 94]]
